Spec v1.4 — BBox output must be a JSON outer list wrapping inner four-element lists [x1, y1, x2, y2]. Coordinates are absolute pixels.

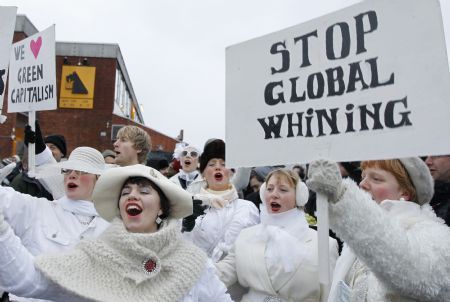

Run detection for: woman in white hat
[[0, 146, 109, 301], [0, 164, 231, 301], [307, 158, 450, 302], [0, 146, 109, 255], [216, 168, 338, 302]]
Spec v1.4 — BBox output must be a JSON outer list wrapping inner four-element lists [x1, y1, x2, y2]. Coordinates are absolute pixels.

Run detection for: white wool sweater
[[328, 178, 450, 302], [0, 219, 231, 302], [36, 219, 209, 301]]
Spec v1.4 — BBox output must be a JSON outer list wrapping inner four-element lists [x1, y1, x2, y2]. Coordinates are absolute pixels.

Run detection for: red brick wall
[[0, 33, 178, 160]]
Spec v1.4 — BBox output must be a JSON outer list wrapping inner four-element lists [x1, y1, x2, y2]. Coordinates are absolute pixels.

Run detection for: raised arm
[[0, 212, 50, 297]]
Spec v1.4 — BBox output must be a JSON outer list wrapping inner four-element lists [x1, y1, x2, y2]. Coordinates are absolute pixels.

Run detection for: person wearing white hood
[[0, 146, 109, 302], [216, 168, 338, 302]]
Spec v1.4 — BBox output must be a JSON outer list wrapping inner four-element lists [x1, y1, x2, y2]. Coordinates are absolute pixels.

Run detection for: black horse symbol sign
[[65, 72, 88, 94]]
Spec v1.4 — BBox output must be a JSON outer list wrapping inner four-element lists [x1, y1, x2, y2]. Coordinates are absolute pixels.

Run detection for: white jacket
[[184, 198, 259, 262], [216, 207, 338, 302], [0, 186, 109, 301], [0, 186, 109, 255], [328, 179, 450, 302], [0, 222, 232, 302]]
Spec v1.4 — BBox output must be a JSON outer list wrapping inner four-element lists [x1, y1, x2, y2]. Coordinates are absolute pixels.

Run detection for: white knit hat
[[398, 157, 434, 205], [59, 147, 106, 175], [93, 164, 193, 221]]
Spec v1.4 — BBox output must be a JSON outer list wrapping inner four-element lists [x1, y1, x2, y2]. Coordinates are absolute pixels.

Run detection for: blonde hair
[[361, 159, 416, 201], [117, 126, 151, 164], [265, 168, 299, 188]]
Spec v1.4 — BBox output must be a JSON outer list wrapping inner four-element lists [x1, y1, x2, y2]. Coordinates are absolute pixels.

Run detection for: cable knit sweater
[[328, 178, 450, 302], [36, 218, 213, 301], [0, 218, 231, 302]]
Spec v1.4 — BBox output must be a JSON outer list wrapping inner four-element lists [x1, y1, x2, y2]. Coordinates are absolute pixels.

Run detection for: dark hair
[[121, 177, 171, 219]]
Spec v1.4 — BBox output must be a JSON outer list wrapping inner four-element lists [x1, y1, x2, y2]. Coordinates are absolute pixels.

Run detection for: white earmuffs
[[259, 181, 309, 207]]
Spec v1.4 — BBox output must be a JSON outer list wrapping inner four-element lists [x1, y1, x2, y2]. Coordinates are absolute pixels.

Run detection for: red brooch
[[142, 257, 161, 276]]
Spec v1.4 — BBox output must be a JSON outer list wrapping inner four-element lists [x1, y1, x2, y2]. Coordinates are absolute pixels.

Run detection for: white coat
[[184, 197, 259, 262], [0, 186, 109, 302], [0, 186, 109, 256], [328, 179, 450, 302], [217, 211, 338, 302]]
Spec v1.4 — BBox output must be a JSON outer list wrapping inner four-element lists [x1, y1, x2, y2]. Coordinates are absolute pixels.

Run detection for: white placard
[[226, 0, 450, 167], [0, 7, 17, 113], [8, 25, 56, 113]]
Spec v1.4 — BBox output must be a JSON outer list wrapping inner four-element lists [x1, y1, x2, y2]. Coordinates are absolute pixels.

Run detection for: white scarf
[[380, 199, 431, 228], [58, 196, 99, 217], [178, 170, 199, 186], [257, 207, 311, 273], [196, 185, 239, 209]]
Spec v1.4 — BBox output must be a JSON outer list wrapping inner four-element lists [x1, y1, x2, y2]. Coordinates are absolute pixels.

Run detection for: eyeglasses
[[61, 168, 89, 176], [181, 150, 199, 158]]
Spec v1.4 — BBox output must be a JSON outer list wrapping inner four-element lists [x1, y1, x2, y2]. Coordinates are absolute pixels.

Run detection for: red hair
[[361, 159, 416, 201]]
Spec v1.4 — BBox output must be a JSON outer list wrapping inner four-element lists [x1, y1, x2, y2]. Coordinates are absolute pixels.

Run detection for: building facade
[[0, 15, 179, 160]]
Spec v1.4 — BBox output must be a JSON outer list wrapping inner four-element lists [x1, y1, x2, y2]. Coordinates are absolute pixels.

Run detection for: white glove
[[307, 159, 345, 203], [0, 162, 16, 184]]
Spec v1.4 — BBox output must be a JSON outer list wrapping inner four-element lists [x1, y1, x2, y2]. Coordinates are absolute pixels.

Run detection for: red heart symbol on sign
[[30, 36, 42, 59]]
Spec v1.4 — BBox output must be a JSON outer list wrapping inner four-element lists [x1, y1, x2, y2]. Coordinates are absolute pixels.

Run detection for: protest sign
[[226, 0, 450, 293], [0, 7, 17, 118], [226, 0, 450, 168], [8, 25, 56, 113]]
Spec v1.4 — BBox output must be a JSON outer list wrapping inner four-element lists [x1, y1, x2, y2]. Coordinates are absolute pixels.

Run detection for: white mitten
[[0, 162, 16, 183], [307, 159, 345, 203]]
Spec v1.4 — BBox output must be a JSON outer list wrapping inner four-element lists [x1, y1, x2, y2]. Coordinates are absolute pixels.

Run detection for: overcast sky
[[3, 0, 450, 149]]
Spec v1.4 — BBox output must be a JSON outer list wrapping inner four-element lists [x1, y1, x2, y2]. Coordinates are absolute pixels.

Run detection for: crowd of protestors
[[0, 122, 449, 302]]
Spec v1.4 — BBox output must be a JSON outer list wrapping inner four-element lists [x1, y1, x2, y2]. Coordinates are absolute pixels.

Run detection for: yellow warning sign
[[60, 66, 96, 109]]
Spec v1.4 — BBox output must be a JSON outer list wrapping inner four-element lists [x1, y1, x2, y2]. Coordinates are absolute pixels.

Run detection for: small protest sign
[[7, 25, 57, 113], [226, 0, 450, 168]]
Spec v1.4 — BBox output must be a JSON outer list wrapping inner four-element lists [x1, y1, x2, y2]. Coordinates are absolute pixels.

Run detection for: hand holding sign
[[307, 159, 345, 204]]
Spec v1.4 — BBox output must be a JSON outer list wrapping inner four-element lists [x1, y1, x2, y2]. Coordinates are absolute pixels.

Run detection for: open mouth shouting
[[184, 159, 192, 167], [270, 201, 281, 212], [126, 203, 143, 217], [66, 182, 78, 191], [214, 172, 223, 182]]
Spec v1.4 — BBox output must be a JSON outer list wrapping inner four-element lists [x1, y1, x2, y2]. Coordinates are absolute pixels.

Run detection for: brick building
[[0, 15, 179, 160]]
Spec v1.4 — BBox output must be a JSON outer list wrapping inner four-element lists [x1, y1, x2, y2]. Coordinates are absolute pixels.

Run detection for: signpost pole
[[27, 110, 36, 176], [317, 192, 330, 302]]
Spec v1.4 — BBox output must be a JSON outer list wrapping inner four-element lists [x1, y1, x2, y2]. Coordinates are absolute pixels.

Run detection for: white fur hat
[[93, 164, 193, 221], [399, 157, 434, 205]]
